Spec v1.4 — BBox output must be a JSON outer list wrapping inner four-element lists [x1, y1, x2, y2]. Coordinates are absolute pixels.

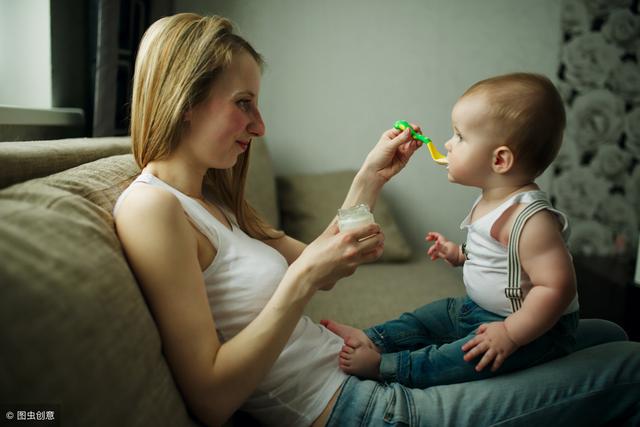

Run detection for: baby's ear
[[492, 146, 514, 174]]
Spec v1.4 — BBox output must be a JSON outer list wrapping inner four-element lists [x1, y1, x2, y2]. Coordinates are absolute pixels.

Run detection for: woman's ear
[[492, 146, 514, 174]]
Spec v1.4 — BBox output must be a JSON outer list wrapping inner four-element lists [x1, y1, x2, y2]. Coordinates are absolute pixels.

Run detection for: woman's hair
[[130, 13, 283, 240], [462, 72, 566, 178]]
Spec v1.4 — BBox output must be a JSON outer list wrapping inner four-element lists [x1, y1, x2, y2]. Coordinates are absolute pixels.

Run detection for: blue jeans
[[363, 296, 579, 388], [326, 319, 640, 426]]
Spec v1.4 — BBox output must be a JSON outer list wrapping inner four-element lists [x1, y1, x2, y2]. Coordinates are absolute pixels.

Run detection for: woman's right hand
[[292, 219, 385, 291], [359, 124, 423, 185]]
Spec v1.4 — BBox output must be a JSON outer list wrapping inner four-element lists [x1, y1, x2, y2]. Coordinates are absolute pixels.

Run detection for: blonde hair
[[462, 73, 566, 178], [130, 13, 282, 240]]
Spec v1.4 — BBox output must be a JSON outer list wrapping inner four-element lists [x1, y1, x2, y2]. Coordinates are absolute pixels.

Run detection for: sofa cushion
[[0, 154, 204, 426], [277, 170, 413, 262], [0, 136, 131, 190]]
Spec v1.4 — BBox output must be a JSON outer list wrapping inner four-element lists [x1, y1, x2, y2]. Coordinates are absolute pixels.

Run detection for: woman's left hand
[[360, 123, 423, 184]]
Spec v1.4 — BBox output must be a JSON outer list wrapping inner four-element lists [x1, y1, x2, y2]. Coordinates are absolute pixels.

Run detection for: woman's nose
[[248, 109, 265, 137]]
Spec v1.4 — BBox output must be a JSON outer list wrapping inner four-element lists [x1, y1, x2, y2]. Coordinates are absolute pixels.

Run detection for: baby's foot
[[339, 337, 382, 380], [320, 319, 380, 352]]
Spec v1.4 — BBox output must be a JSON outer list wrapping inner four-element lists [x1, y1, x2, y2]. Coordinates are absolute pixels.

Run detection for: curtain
[[90, 0, 173, 137]]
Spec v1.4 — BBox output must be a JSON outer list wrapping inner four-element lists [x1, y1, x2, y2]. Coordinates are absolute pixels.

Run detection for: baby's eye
[[455, 133, 463, 141]]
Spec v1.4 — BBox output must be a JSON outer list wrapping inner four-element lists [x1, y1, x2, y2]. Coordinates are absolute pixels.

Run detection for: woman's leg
[[327, 341, 640, 426], [574, 318, 628, 350]]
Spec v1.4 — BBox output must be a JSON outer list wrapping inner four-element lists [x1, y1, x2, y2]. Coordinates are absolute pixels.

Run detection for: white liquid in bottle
[[338, 204, 375, 232]]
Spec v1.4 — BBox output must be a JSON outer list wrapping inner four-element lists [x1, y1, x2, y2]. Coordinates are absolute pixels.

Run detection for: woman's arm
[[342, 126, 421, 211], [265, 125, 421, 265], [264, 234, 307, 264], [115, 186, 383, 426]]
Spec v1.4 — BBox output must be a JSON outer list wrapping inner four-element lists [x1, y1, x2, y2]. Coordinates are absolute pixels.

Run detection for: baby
[[322, 73, 580, 388]]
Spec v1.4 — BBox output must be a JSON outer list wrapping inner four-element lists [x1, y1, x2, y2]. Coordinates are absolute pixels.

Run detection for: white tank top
[[460, 190, 579, 317], [113, 171, 347, 426]]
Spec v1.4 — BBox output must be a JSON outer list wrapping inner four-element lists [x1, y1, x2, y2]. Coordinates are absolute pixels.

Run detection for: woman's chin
[[204, 157, 237, 170]]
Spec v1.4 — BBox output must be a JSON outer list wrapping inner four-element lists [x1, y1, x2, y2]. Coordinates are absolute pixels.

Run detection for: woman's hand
[[360, 124, 423, 184], [291, 219, 385, 291]]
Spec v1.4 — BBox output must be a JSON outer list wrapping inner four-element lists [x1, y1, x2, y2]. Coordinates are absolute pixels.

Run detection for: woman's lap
[[573, 318, 628, 349], [327, 320, 640, 426]]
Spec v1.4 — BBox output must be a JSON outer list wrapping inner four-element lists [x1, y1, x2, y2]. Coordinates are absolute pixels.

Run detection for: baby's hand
[[461, 322, 519, 372], [426, 232, 462, 266]]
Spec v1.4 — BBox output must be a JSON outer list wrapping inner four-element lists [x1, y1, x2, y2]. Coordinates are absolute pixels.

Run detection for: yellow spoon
[[394, 120, 448, 166]]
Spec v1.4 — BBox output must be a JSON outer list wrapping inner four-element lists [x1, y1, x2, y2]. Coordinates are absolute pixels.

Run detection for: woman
[[113, 13, 640, 427]]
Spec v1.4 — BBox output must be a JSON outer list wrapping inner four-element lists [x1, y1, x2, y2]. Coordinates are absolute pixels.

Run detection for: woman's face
[[183, 49, 265, 169]]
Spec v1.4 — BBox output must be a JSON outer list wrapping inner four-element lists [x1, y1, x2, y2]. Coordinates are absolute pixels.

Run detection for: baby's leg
[[322, 296, 465, 355], [372, 311, 580, 388], [334, 296, 482, 382], [338, 331, 486, 386], [375, 333, 491, 388], [363, 296, 470, 353]]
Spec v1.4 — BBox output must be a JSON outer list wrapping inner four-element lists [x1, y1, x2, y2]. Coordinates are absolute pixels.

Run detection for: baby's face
[[443, 93, 502, 186]]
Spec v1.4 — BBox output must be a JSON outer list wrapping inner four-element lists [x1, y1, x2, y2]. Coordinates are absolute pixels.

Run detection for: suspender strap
[[505, 199, 552, 312]]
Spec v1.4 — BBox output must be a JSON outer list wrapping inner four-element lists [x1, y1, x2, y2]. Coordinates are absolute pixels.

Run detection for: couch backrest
[[0, 137, 279, 426], [0, 137, 132, 190], [0, 153, 204, 426], [0, 136, 279, 228]]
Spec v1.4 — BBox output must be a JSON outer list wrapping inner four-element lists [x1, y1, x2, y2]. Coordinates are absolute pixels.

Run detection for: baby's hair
[[462, 73, 565, 178]]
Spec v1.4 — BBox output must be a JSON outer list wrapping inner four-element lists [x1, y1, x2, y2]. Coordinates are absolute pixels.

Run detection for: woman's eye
[[237, 100, 251, 111]]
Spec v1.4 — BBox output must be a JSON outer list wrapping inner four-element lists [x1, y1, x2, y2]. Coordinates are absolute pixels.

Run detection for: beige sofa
[[0, 136, 465, 426]]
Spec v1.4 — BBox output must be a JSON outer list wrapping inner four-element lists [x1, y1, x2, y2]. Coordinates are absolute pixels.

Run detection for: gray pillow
[[277, 170, 412, 262]]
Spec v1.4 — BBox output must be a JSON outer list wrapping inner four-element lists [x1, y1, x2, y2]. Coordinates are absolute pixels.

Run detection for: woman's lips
[[236, 140, 250, 151]]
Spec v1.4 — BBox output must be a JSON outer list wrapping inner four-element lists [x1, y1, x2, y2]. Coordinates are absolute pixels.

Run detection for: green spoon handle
[[413, 133, 432, 144], [394, 120, 432, 144]]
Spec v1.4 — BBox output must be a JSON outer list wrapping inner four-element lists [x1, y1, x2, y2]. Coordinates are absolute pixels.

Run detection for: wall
[[175, 0, 563, 248], [550, 2, 639, 260]]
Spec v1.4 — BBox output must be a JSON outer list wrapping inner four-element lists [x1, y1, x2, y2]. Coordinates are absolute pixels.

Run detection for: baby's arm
[[502, 210, 577, 346], [461, 210, 576, 372], [426, 232, 465, 266]]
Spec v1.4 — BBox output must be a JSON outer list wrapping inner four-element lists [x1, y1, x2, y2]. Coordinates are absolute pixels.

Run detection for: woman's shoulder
[[113, 184, 187, 241], [113, 183, 199, 279], [115, 184, 181, 220]]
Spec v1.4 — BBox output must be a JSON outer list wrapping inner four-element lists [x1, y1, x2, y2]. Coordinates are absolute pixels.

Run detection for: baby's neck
[[480, 182, 538, 204]]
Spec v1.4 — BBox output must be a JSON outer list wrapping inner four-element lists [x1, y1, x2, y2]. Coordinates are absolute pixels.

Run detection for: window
[[0, 0, 52, 108]]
